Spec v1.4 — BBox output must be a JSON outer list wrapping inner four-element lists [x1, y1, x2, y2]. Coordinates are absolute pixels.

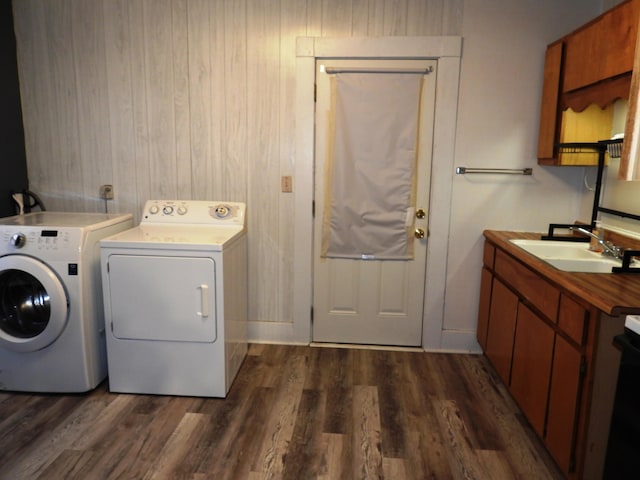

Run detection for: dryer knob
[[10, 233, 26, 248]]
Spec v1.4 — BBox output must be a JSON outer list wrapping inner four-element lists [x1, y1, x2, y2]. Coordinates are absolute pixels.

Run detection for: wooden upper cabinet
[[537, 42, 563, 160], [563, 0, 638, 93], [601, 0, 640, 82], [562, 20, 603, 93], [538, 0, 640, 165]]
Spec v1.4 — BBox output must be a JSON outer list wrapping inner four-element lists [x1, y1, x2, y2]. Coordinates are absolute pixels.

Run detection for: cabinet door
[[563, 0, 638, 93], [476, 267, 492, 350], [485, 279, 518, 384], [601, 0, 639, 81], [545, 335, 583, 476], [537, 42, 563, 161], [563, 20, 603, 92], [510, 303, 555, 437]]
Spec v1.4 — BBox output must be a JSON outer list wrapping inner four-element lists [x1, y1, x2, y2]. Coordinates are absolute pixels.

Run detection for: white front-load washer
[[0, 212, 134, 392], [100, 200, 247, 397]]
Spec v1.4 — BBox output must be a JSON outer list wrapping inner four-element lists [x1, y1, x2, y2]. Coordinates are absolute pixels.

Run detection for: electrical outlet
[[99, 184, 114, 200], [281, 176, 293, 193]]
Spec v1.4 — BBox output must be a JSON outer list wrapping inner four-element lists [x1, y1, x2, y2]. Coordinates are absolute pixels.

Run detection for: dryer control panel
[[141, 200, 246, 227]]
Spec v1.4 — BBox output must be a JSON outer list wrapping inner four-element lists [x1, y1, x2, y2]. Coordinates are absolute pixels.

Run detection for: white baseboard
[[247, 320, 308, 345], [248, 320, 482, 354]]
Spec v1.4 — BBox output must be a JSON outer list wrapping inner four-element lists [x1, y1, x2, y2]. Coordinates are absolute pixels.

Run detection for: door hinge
[[314, 83, 317, 102], [310, 306, 314, 323], [579, 357, 587, 377], [312, 200, 315, 217], [582, 312, 590, 345]]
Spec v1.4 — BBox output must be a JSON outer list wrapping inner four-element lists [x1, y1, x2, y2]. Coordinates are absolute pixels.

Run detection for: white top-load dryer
[[100, 200, 247, 397]]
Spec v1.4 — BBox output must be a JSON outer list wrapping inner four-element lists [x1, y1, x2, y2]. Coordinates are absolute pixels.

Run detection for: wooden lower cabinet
[[484, 278, 518, 384], [546, 335, 583, 475], [478, 240, 597, 478], [510, 303, 555, 437], [476, 267, 493, 350]]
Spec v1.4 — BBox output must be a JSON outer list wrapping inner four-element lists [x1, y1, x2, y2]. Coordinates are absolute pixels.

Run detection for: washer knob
[[177, 206, 188, 215], [10, 233, 26, 248], [149, 205, 159, 215], [163, 206, 174, 215]]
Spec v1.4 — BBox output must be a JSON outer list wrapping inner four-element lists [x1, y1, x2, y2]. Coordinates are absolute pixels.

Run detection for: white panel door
[[313, 59, 436, 346]]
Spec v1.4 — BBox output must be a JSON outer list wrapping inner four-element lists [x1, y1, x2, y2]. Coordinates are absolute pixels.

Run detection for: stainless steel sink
[[509, 239, 622, 273]]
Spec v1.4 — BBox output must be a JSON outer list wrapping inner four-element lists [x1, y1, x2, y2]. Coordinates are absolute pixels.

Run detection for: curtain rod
[[323, 66, 433, 75]]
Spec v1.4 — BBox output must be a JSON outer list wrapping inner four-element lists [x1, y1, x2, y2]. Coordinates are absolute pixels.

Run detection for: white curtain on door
[[321, 72, 424, 260]]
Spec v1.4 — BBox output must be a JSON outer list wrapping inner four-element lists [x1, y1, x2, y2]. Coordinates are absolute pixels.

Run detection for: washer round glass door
[[0, 255, 69, 352]]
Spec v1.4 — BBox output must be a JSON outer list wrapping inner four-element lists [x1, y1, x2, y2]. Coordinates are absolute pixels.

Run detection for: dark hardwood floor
[[0, 344, 564, 479]]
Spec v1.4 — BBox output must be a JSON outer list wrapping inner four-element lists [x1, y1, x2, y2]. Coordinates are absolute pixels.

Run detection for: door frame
[[312, 58, 436, 346], [287, 36, 461, 349]]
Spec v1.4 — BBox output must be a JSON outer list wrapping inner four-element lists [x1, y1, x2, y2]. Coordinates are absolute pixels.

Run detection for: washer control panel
[[0, 227, 78, 259], [141, 200, 246, 226]]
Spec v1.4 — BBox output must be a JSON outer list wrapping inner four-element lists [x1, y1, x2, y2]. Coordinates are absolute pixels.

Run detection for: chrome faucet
[[571, 227, 625, 260]]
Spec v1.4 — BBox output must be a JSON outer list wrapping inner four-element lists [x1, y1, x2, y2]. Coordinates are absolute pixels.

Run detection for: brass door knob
[[415, 228, 425, 239]]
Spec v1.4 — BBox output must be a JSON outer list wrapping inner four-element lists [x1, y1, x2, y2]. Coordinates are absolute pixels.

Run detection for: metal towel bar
[[455, 167, 533, 175]]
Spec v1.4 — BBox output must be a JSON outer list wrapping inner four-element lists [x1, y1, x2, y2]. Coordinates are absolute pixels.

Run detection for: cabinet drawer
[[494, 250, 560, 320], [558, 294, 588, 345], [483, 242, 495, 269]]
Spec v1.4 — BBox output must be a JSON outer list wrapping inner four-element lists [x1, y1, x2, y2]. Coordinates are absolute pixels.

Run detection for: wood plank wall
[[11, 0, 463, 325]]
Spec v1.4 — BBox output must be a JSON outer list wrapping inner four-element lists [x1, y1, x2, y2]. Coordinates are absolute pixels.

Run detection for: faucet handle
[[612, 250, 640, 273]]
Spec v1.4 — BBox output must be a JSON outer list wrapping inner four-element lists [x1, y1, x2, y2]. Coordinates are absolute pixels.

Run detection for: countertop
[[484, 230, 640, 316]]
